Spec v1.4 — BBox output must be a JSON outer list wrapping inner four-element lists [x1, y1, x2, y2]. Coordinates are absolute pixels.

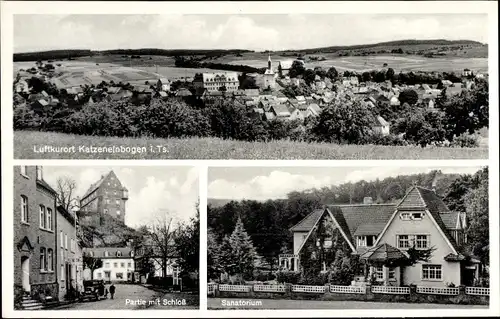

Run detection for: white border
[[2, 1, 499, 318]]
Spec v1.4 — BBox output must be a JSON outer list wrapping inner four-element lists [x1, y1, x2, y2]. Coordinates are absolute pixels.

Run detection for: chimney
[[363, 197, 373, 204]]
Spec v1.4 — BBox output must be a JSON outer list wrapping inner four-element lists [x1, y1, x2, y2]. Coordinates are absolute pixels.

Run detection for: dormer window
[[400, 212, 411, 220], [130, 251, 134, 257], [357, 235, 376, 247], [116, 251, 122, 257], [412, 212, 423, 220], [400, 212, 424, 221]]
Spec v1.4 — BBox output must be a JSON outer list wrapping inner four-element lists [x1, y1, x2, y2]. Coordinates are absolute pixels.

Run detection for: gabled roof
[[377, 186, 460, 254], [81, 171, 119, 200], [271, 104, 291, 117], [375, 116, 389, 127], [290, 209, 324, 232], [36, 178, 58, 196], [439, 211, 461, 229], [83, 247, 134, 258]]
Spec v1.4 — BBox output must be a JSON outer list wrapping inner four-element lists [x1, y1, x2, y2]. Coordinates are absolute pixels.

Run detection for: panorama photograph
[[12, 14, 489, 159], [207, 166, 490, 309], [13, 165, 200, 310]]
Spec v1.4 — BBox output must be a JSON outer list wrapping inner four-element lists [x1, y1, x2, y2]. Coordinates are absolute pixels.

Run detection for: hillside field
[[213, 53, 488, 74], [14, 131, 488, 160]]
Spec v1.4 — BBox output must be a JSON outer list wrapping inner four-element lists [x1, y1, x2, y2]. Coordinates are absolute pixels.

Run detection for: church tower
[[263, 53, 276, 90]]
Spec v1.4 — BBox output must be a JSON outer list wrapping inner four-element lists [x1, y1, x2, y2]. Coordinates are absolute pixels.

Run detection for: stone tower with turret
[[79, 170, 128, 223], [263, 53, 276, 90]]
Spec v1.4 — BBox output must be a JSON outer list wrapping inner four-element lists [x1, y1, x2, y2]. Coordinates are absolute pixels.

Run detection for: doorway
[[21, 256, 30, 292]]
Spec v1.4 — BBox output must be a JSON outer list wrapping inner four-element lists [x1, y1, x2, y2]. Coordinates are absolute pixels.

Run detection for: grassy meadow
[[14, 131, 488, 160]]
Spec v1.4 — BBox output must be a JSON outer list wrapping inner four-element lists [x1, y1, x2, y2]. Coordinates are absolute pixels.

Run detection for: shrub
[[252, 271, 277, 282], [276, 271, 301, 284], [451, 134, 479, 148]]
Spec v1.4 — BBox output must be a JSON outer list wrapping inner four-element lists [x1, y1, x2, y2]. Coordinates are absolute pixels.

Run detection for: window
[[36, 166, 43, 180], [416, 235, 429, 249], [60, 265, 65, 280], [46, 208, 53, 231], [39, 205, 46, 229], [47, 249, 53, 271], [105, 262, 110, 268], [20, 166, 28, 176], [397, 234, 429, 249], [97, 273, 102, 279], [60, 231, 64, 248], [113, 262, 118, 268], [40, 247, 46, 270], [70, 239, 75, 253], [366, 236, 375, 247], [357, 236, 367, 247], [120, 262, 125, 268], [127, 262, 132, 268], [422, 264, 442, 280], [374, 266, 384, 280], [397, 235, 411, 249], [388, 267, 396, 280], [65, 233, 68, 250], [21, 195, 29, 223], [412, 212, 423, 220], [400, 212, 411, 220], [116, 251, 122, 257], [116, 272, 123, 280]]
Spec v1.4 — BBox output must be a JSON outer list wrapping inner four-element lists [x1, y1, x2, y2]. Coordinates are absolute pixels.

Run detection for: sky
[[42, 166, 199, 228], [14, 14, 488, 53], [208, 166, 484, 201]]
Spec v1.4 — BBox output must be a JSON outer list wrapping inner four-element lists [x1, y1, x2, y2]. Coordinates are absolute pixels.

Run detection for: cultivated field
[[213, 53, 488, 73], [14, 131, 488, 160]]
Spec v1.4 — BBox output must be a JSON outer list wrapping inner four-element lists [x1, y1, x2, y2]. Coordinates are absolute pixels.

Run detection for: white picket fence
[[372, 286, 410, 295], [207, 283, 217, 295], [218, 284, 252, 292], [330, 285, 366, 294], [416, 286, 459, 295], [291, 285, 327, 293], [254, 284, 287, 293], [465, 287, 490, 296]]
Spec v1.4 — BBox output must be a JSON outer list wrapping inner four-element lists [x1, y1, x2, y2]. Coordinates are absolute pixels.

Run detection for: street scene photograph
[[12, 13, 489, 160], [207, 166, 489, 309], [13, 165, 200, 310]]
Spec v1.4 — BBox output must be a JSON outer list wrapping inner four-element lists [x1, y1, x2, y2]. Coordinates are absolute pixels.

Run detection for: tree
[[386, 68, 395, 81], [394, 108, 446, 147], [208, 227, 223, 280], [398, 89, 419, 106], [326, 67, 339, 81], [313, 98, 375, 144], [219, 217, 258, 281], [288, 61, 306, 78], [83, 253, 103, 280], [174, 204, 200, 276], [362, 71, 372, 82], [56, 176, 78, 211], [465, 174, 489, 265], [303, 69, 316, 85], [441, 81, 489, 140], [149, 215, 177, 279]]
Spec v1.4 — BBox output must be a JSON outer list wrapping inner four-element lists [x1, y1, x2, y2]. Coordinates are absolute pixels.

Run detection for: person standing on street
[[109, 283, 116, 299]]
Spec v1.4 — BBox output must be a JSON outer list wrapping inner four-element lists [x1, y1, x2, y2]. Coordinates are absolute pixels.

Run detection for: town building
[[133, 241, 181, 286], [262, 54, 276, 90], [82, 247, 135, 282], [14, 166, 59, 301], [193, 72, 239, 93], [79, 170, 129, 224], [56, 205, 83, 300], [279, 185, 480, 287]]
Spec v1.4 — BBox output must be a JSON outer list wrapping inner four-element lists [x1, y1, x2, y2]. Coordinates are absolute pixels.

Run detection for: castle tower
[[263, 53, 276, 90], [79, 170, 128, 223]]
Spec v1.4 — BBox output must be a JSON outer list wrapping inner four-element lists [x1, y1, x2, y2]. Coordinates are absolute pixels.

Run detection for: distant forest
[[13, 48, 253, 62]]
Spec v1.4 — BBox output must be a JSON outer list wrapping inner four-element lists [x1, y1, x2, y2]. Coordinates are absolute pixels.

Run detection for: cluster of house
[[14, 168, 179, 306], [279, 182, 482, 288]]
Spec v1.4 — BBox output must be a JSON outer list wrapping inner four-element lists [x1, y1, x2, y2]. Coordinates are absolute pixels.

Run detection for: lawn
[[208, 298, 488, 310], [14, 131, 488, 160]]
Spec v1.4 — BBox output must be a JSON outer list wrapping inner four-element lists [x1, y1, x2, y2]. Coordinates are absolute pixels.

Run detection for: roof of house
[[36, 178, 58, 196], [82, 171, 113, 199], [83, 247, 134, 258], [244, 89, 260, 96], [360, 243, 408, 262], [396, 186, 459, 252], [264, 112, 276, 120], [176, 88, 193, 97], [290, 209, 324, 232], [107, 86, 122, 94], [272, 104, 291, 117], [375, 115, 390, 127], [308, 104, 321, 115], [279, 60, 294, 70]]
